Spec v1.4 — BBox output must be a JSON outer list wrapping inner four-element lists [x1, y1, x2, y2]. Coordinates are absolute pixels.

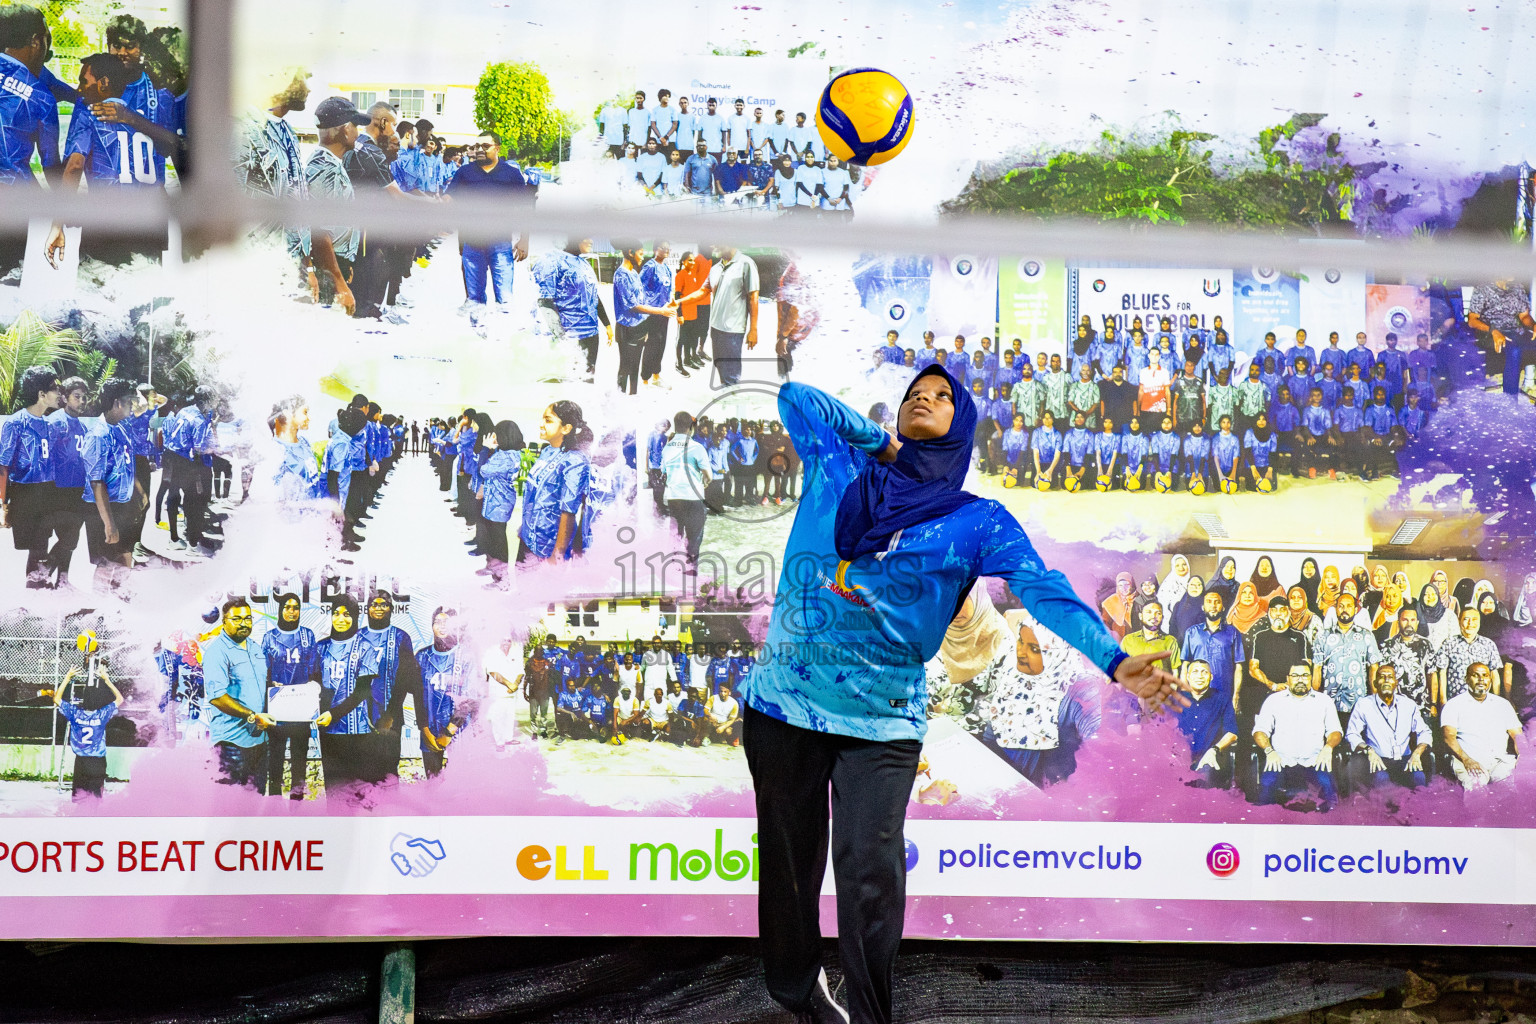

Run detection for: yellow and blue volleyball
[[816, 67, 914, 166], [1220, 477, 1239, 494], [1257, 475, 1275, 493], [1035, 476, 1052, 492], [76, 630, 97, 653], [1189, 475, 1206, 496], [1154, 471, 1173, 493], [1124, 473, 1143, 492], [1095, 473, 1111, 492], [1063, 474, 1081, 492]]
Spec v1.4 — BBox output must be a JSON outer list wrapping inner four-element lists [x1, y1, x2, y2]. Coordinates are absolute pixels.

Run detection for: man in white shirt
[[598, 99, 627, 158], [643, 685, 672, 742], [675, 246, 760, 387], [697, 97, 725, 160], [673, 95, 698, 156], [651, 88, 679, 149], [641, 645, 678, 694], [789, 112, 815, 159], [613, 682, 643, 740], [1441, 662, 1521, 788], [747, 106, 769, 156], [764, 109, 791, 159], [616, 652, 642, 693], [1253, 662, 1342, 810], [626, 90, 651, 152], [727, 97, 753, 158], [707, 682, 742, 746], [1344, 665, 1430, 792]]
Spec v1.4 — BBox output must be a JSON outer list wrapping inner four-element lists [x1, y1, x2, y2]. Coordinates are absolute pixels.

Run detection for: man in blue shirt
[[0, 6, 68, 270], [611, 239, 676, 395], [1177, 659, 1238, 788], [44, 376, 90, 588], [714, 148, 746, 201], [682, 139, 719, 203], [532, 238, 612, 382], [53, 663, 124, 801], [0, 366, 61, 588], [1179, 589, 1245, 709], [202, 598, 274, 793], [445, 130, 532, 324], [78, 378, 139, 595], [639, 242, 676, 387]]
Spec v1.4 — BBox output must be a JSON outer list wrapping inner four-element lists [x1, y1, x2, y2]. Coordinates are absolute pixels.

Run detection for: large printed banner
[[1075, 267, 1235, 336], [3, 0, 1536, 950], [999, 257, 1068, 358]]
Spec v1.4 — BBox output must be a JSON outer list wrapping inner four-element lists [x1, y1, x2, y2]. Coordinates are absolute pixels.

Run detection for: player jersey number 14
[[115, 129, 158, 185]]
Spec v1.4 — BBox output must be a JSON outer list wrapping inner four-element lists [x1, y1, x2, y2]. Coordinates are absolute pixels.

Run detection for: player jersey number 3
[[115, 129, 158, 184]]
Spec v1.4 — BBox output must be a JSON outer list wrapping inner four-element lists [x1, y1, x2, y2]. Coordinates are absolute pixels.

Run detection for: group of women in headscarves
[[1102, 555, 1531, 654]]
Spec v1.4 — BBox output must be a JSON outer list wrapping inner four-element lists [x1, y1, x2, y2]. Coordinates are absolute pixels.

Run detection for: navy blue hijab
[[833, 364, 980, 562]]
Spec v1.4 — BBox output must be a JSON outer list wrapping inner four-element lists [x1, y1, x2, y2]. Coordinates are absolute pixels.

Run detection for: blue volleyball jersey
[[64, 98, 163, 187], [418, 643, 472, 735], [743, 383, 1120, 743], [0, 53, 55, 184], [79, 417, 134, 504], [316, 636, 380, 735], [59, 701, 116, 758], [262, 625, 318, 688], [0, 409, 54, 484], [47, 411, 89, 489]]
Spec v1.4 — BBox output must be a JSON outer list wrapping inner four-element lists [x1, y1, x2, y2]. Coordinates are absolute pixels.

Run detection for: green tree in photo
[[0, 311, 82, 412], [474, 61, 577, 165], [944, 114, 1358, 230]]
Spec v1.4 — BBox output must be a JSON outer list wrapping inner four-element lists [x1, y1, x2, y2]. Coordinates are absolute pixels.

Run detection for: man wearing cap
[[444, 129, 532, 327], [305, 97, 369, 312]]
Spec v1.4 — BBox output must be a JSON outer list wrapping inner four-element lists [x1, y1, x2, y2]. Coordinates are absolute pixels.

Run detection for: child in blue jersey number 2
[[741, 365, 1184, 1024]]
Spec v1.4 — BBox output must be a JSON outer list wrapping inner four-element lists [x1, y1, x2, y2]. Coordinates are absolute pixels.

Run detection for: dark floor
[[2, 938, 1534, 1024]]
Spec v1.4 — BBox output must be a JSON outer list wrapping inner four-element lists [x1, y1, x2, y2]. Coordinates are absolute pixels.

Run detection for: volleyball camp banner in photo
[[1075, 267, 1235, 337]]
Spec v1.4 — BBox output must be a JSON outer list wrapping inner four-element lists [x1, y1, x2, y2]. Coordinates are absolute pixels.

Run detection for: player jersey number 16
[[115, 129, 158, 185]]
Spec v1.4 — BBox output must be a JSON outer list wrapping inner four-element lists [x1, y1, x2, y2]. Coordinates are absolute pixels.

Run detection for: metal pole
[[379, 943, 416, 1024]]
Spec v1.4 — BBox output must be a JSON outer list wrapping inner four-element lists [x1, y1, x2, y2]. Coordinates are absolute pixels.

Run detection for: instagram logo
[[1206, 843, 1240, 877]]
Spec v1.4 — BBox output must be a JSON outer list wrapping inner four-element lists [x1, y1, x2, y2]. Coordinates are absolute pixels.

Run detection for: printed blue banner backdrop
[[1233, 267, 1302, 359], [927, 255, 1000, 341]]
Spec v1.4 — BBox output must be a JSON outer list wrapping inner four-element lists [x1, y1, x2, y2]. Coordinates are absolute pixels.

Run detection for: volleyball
[[1002, 470, 1018, 488], [1155, 472, 1173, 493], [816, 67, 914, 166], [1063, 474, 1081, 492], [1125, 473, 1143, 492], [1095, 473, 1111, 492], [1220, 477, 1239, 494], [1035, 476, 1052, 492], [1257, 476, 1275, 493], [76, 631, 98, 653], [1190, 475, 1207, 496]]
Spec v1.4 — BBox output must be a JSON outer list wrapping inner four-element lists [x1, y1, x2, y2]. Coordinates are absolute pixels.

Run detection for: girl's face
[[331, 606, 353, 633], [1128, 417, 1141, 433], [1302, 561, 1318, 580], [1172, 555, 1189, 576], [1372, 565, 1390, 589], [1289, 588, 1307, 612], [1324, 566, 1340, 587], [899, 374, 956, 440], [1160, 416, 1174, 432], [1140, 579, 1156, 596], [1015, 623, 1044, 675], [1422, 586, 1440, 610], [540, 406, 570, 447], [1239, 585, 1256, 606], [1480, 594, 1498, 616], [1257, 557, 1274, 578], [1223, 560, 1236, 580], [1341, 580, 1358, 597], [281, 598, 301, 624], [1187, 576, 1205, 598]]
